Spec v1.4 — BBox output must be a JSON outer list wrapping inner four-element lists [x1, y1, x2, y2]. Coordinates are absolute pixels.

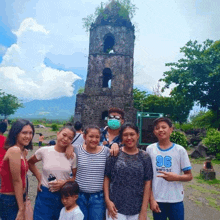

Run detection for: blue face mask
[[107, 119, 121, 130]]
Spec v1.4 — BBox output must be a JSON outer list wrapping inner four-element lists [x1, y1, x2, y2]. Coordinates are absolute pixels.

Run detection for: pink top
[[0, 158, 28, 193]]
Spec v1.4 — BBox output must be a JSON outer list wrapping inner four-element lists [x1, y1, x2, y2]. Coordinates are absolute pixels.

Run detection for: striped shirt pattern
[[74, 145, 110, 193]]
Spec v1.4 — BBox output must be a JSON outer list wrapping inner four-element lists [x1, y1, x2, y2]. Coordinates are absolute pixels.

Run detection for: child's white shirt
[[35, 146, 77, 188], [58, 206, 84, 220], [146, 143, 191, 202]]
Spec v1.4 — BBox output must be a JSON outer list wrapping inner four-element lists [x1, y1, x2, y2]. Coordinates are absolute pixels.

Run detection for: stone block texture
[[75, 1, 136, 128]]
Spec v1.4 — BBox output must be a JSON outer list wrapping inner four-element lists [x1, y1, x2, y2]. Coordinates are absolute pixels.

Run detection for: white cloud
[[0, 18, 81, 100], [13, 18, 50, 36], [0, 45, 7, 56]]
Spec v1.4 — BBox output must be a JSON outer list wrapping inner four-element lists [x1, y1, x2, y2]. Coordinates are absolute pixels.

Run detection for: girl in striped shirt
[[74, 125, 110, 220]]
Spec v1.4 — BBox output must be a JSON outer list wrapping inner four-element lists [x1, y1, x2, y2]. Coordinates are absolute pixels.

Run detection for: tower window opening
[[102, 111, 108, 121], [102, 68, 112, 88], [103, 34, 115, 53]]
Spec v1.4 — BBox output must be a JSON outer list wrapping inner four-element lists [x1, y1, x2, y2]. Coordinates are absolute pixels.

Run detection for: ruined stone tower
[[75, 1, 136, 127]]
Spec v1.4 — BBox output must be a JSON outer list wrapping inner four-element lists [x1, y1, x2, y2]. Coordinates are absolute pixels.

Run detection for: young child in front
[[59, 181, 84, 220], [146, 117, 193, 220]]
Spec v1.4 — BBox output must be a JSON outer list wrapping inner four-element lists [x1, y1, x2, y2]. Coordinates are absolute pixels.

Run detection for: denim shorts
[[34, 185, 63, 220], [0, 193, 26, 220], [77, 191, 105, 220]]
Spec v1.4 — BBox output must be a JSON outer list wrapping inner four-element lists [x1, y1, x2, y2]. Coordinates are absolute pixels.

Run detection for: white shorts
[[106, 210, 140, 220]]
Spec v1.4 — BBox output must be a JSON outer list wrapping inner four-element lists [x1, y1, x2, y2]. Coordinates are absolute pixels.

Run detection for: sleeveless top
[[0, 157, 28, 192]]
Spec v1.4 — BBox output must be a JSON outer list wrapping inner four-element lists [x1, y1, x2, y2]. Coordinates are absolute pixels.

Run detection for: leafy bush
[[190, 110, 219, 129], [170, 131, 188, 149], [203, 128, 220, 155], [180, 123, 197, 132], [51, 123, 59, 131]]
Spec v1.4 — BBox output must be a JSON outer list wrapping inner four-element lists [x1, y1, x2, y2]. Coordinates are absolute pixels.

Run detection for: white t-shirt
[[59, 206, 84, 220], [72, 133, 84, 147], [35, 146, 77, 188], [146, 143, 191, 203]]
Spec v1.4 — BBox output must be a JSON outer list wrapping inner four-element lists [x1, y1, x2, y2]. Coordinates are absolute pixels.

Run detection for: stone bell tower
[[75, 1, 136, 127]]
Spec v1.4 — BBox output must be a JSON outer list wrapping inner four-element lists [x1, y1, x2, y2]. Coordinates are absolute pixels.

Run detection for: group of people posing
[[0, 107, 193, 220]]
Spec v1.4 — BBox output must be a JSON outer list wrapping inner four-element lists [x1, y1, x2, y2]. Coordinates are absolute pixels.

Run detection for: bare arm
[[28, 155, 42, 191], [110, 143, 119, 156], [157, 170, 193, 182], [65, 144, 74, 159], [8, 148, 25, 219], [139, 180, 151, 220], [149, 189, 161, 213], [104, 176, 117, 219]]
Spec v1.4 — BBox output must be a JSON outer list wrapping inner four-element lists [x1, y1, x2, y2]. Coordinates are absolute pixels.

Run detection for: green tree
[[77, 87, 85, 94], [161, 39, 220, 126], [0, 91, 23, 119], [133, 88, 192, 123], [82, 0, 137, 32], [133, 88, 148, 111]]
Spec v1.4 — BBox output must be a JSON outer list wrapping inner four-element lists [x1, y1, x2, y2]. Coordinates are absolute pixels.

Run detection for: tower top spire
[[93, 0, 133, 28]]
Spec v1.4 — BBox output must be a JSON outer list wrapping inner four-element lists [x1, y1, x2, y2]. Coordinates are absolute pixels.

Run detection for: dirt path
[[27, 144, 220, 220], [183, 163, 220, 220]]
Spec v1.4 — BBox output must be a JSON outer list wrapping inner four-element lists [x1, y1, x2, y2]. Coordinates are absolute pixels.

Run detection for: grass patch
[[195, 200, 202, 206], [206, 197, 220, 211], [195, 175, 220, 188], [187, 184, 220, 195], [190, 157, 220, 165]]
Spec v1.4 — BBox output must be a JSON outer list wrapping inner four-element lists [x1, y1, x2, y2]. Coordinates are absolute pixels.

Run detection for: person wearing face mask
[[100, 107, 125, 150]]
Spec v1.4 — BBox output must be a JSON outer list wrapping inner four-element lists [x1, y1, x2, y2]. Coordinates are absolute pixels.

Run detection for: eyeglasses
[[108, 115, 121, 120]]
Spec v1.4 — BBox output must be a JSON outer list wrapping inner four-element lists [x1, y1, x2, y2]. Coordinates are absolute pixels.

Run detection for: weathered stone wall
[[89, 25, 135, 57], [76, 93, 136, 128], [74, 10, 136, 128], [85, 55, 133, 95]]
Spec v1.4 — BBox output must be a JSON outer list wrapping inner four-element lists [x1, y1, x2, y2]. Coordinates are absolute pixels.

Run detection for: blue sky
[[0, 0, 219, 101]]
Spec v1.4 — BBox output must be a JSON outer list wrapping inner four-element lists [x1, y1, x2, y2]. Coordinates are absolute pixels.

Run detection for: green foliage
[[82, 0, 137, 32], [195, 175, 220, 186], [133, 88, 192, 124], [170, 131, 188, 149], [178, 123, 197, 132], [190, 110, 219, 129], [161, 39, 220, 127], [0, 91, 23, 119], [77, 87, 85, 94], [216, 153, 220, 160], [51, 123, 59, 131], [203, 128, 220, 155], [133, 88, 148, 111], [68, 115, 74, 124]]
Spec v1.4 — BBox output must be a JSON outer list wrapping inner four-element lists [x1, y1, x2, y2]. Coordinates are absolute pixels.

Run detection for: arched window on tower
[[103, 33, 115, 54], [102, 68, 112, 88], [102, 111, 108, 121]]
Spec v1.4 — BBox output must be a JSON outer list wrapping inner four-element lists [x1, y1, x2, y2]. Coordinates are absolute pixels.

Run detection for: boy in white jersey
[[59, 181, 84, 220], [146, 117, 193, 220]]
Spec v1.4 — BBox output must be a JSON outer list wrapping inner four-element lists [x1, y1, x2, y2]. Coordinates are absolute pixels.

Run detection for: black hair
[[4, 119, 35, 150], [59, 125, 76, 138], [119, 122, 139, 141], [153, 117, 173, 128], [39, 133, 43, 136], [74, 121, 83, 131], [0, 121, 7, 134], [60, 181, 79, 197], [49, 140, 56, 145], [108, 107, 125, 119], [84, 125, 101, 135]]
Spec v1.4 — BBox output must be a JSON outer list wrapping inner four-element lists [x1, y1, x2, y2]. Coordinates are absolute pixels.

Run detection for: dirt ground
[[26, 127, 220, 220]]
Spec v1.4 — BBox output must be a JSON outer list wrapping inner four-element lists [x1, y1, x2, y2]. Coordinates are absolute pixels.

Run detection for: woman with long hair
[[28, 125, 77, 220], [0, 119, 34, 220]]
